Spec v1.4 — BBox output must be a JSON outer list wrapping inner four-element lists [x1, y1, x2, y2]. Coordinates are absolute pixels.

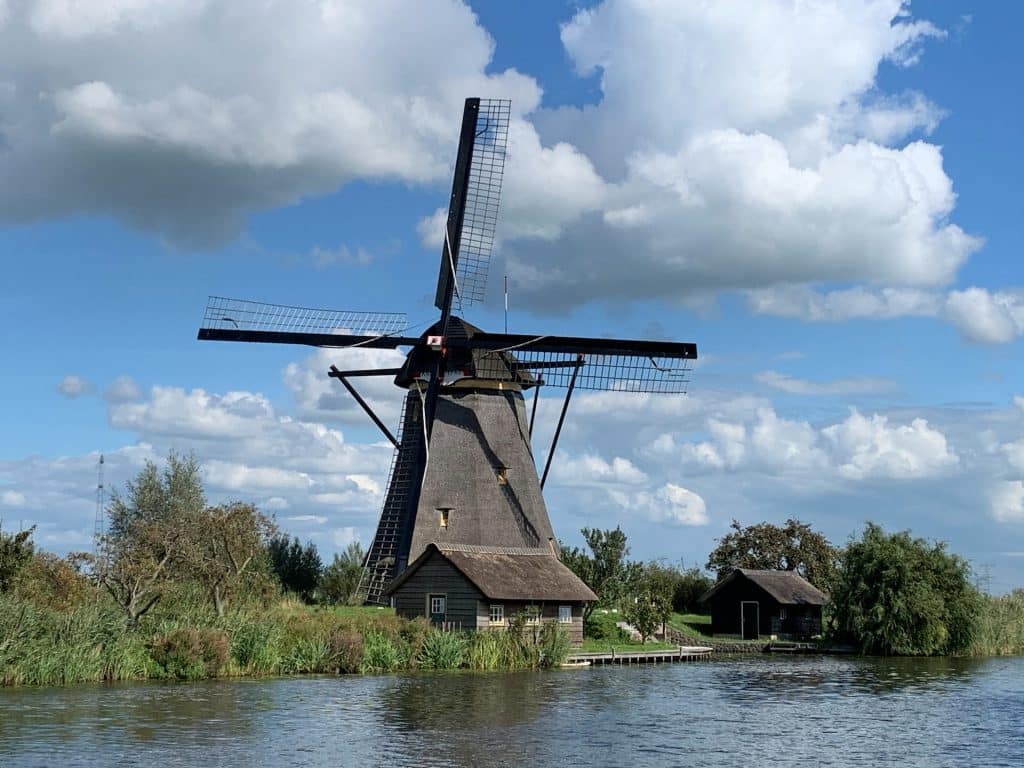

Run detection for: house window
[[438, 508, 451, 528], [429, 595, 446, 617], [525, 605, 541, 625], [489, 604, 504, 625], [558, 605, 573, 624], [779, 607, 787, 620]]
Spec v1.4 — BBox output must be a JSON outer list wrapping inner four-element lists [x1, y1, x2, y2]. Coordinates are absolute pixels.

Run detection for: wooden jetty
[[566, 645, 713, 666]]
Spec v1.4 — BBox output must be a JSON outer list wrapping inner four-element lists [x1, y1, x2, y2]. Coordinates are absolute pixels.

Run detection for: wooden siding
[[391, 550, 483, 630], [471, 600, 585, 645], [707, 576, 822, 639]]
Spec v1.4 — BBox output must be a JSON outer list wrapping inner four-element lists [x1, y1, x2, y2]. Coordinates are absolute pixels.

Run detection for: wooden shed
[[384, 543, 597, 645], [701, 568, 827, 640]]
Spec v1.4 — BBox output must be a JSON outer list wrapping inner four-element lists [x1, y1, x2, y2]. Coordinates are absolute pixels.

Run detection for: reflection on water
[[1, 656, 1022, 768]]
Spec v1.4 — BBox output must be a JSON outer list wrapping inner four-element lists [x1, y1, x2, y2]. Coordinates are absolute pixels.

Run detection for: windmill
[[198, 98, 697, 606]]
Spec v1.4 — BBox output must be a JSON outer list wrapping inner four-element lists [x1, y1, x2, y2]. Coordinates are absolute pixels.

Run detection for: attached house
[[701, 568, 828, 640], [384, 543, 597, 645]]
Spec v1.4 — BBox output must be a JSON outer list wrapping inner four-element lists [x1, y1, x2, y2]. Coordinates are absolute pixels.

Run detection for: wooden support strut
[[540, 356, 584, 490], [328, 365, 399, 448]]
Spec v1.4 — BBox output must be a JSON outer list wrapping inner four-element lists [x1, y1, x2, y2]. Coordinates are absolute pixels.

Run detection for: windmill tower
[[198, 98, 697, 608]]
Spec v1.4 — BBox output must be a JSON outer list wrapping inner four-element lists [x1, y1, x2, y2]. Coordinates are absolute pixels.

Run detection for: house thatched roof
[[701, 568, 828, 606], [385, 544, 598, 602]]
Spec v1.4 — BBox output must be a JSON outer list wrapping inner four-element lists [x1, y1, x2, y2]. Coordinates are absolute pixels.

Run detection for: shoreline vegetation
[[3, 453, 1024, 688]]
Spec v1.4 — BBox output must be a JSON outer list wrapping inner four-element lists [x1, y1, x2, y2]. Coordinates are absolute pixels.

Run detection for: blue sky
[[1, 0, 1022, 593]]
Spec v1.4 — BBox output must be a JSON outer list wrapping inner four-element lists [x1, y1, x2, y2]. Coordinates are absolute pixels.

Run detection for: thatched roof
[[701, 568, 828, 606], [386, 544, 598, 602]]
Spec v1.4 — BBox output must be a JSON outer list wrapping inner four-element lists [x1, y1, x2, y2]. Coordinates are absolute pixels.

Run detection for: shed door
[[741, 601, 759, 640]]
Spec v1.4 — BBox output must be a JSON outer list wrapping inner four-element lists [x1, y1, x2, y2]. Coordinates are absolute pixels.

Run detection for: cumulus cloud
[[550, 454, 647, 487], [944, 288, 1024, 344], [991, 482, 1024, 523], [504, 0, 978, 310], [821, 409, 957, 480], [57, 374, 94, 398], [1, 489, 26, 507], [103, 375, 142, 404], [610, 483, 709, 526], [0, 0, 540, 245]]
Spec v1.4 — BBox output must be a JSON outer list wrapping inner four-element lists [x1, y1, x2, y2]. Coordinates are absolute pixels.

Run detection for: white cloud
[[103, 375, 142, 404], [286, 514, 327, 525], [1, 489, 26, 506], [551, 454, 647, 486], [756, 370, 897, 396], [0, 0, 541, 244], [991, 482, 1024, 523], [944, 288, 1024, 344], [748, 285, 942, 322], [332, 526, 360, 548], [610, 483, 708, 526], [822, 409, 957, 480], [57, 374, 94, 398]]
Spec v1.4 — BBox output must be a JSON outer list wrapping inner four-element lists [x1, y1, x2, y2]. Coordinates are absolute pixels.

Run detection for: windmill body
[[197, 98, 697, 629]]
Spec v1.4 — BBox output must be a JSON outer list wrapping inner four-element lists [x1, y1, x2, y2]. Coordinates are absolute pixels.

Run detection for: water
[[1, 656, 1022, 767]]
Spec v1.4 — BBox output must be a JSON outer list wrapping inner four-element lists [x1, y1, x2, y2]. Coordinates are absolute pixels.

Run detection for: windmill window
[[438, 508, 452, 528], [496, 467, 508, 485], [489, 604, 504, 625]]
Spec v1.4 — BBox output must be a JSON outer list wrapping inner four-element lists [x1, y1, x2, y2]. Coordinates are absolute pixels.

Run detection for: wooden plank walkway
[[566, 646, 713, 666]]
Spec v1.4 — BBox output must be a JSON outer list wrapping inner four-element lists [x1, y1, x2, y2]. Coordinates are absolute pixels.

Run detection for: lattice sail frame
[[201, 296, 408, 337], [453, 98, 510, 310], [477, 349, 693, 394]]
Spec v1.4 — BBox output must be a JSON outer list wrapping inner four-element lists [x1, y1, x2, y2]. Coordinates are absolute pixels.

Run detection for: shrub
[[329, 629, 364, 673], [228, 619, 283, 675], [150, 628, 230, 680], [360, 631, 403, 673], [417, 630, 467, 670], [538, 622, 570, 667]]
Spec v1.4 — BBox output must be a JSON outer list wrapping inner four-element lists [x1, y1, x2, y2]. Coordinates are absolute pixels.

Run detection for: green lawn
[[578, 638, 678, 653], [667, 612, 714, 640]]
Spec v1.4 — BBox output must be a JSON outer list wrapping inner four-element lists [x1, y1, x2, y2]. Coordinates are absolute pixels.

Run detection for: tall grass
[[972, 591, 1024, 656], [1, 587, 577, 687]]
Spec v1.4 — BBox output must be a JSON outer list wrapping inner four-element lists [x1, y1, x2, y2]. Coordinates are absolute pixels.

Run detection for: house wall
[[473, 601, 585, 646], [391, 550, 483, 630]]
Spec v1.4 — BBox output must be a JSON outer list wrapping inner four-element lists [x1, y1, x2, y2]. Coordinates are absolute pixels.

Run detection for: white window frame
[[429, 595, 446, 616], [489, 604, 505, 625], [558, 605, 573, 624], [779, 607, 787, 620], [524, 605, 541, 625]]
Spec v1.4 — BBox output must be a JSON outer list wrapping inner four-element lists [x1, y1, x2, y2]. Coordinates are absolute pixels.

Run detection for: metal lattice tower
[[92, 454, 106, 569]]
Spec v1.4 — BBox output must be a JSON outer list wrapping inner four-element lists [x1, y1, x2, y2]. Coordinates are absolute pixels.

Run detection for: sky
[[1, 0, 1022, 593]]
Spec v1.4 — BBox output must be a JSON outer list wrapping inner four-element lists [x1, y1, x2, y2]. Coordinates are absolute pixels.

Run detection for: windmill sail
[[434, 98, 511, 312]]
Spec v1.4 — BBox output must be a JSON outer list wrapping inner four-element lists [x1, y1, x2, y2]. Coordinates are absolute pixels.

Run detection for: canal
[[2, 655, 1022, 767]]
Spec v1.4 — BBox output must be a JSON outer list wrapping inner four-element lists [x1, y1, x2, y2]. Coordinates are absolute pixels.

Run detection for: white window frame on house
[[525, 605, 541, 625], [779, 607, 787, 620], [558, 605, 572, 624], [429, 595, 446, 616], [489, 604, 504, 625]]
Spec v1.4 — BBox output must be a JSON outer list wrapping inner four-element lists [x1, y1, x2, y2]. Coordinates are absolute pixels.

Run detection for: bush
[[829, 523, 982, 656], [150, 628, 230, 680], [228, 619, 283, 675], [538, 622, 570, 667], [417, 630, 467, 670], [329, 629, 364, 673], [360, 631, 404, 673]]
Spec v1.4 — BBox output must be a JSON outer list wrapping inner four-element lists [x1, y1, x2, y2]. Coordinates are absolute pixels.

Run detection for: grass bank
[[0, 591, 571, 687]]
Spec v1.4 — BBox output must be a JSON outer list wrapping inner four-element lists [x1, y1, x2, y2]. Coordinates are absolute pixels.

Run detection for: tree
[[829, 523, 982, 656], [102, 452, 205, 624], [267, 534, 323, 602], [561, 527, 641, 620], [706, 518, 839, 590], [185, 503, 277, 616], [320, 541, 365, 605], [671, 565, 714, 614], [624, 562, 676, 642], [0, 523, 35, 594]]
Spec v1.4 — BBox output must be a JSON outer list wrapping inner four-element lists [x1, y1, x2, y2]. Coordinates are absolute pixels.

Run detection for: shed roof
[[385, 544, 598, 602], [701, 568, 828, 606]]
